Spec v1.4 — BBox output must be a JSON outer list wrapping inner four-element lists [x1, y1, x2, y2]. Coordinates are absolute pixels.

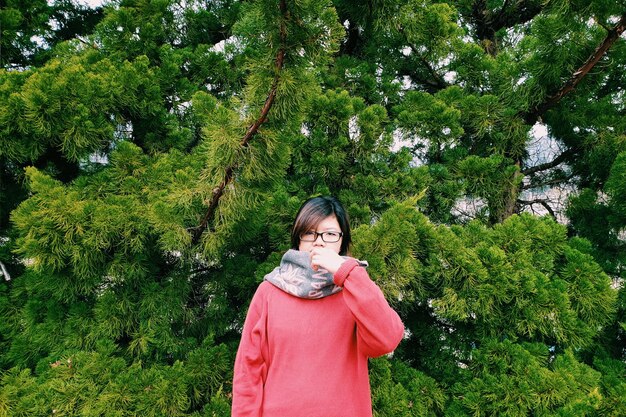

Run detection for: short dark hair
[[291, 196, 352, 256]]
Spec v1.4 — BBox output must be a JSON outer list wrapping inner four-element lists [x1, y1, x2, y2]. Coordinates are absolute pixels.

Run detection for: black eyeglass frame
[[299, 231, 344, 243]]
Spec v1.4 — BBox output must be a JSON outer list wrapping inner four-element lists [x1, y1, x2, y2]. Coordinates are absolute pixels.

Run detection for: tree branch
[[76, 35, 100, 50], [191, 0, 288, 245], [489, 0, 544, 34], [396, 26, 449, 93], [413, 47, 449, 92], [521, 172, 575, 190], [523, 13, 626, 125], [472, 0, 545, 55], [521, 146, 578, 176], [493, 0, 511, 25], [0, 261, 10, 281], [518, 198, 556, 219]]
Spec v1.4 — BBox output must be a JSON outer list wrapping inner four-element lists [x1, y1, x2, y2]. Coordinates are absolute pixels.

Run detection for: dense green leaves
[[1, 0, 625, 415], [449, 342, 604, 417], [0, 344, 231, 417], [427, 214, 615, 348]]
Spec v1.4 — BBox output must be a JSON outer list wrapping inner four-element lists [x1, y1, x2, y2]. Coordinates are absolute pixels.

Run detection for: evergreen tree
[[1, 0, 625, 416]]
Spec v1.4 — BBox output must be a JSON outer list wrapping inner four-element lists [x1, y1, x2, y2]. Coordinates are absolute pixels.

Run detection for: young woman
[[232, 196, 404, 417]]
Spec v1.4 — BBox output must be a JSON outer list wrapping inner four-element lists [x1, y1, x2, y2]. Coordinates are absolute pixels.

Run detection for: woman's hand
[[309, 247, 346, 275]]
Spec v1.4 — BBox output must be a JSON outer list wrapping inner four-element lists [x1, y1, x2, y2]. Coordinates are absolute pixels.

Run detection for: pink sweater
[[232, 259, 404, 417]]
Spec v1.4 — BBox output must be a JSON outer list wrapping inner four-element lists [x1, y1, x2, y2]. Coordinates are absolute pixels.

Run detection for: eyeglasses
[[299, 230, 343, 243]]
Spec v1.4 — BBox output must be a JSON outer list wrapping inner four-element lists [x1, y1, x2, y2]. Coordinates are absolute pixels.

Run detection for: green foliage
[[1, 0, 625, 416], [289, 89, 431, 224], [0, 342, 231, 417], [425, 214, 615, 349], [1, 0, 103, 69], [593, 353, 626, 417], [449, 341, 603, 417], [352, 196, 433, 302], [370, 356, 446, 417]]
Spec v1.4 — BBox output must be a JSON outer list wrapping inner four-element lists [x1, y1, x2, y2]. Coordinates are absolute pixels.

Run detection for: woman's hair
[[291, 196, 352, 255]]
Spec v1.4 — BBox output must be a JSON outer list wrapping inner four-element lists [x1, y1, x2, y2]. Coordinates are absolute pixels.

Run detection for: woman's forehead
[[311, 215, 341, 230]]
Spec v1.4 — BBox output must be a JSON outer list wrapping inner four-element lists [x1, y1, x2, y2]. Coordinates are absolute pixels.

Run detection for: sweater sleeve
[[334, 259, 404, 358], [232, 285, 269, 417]]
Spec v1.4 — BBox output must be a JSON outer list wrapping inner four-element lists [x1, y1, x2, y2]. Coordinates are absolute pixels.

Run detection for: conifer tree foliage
[[1, 0, 625, 416]]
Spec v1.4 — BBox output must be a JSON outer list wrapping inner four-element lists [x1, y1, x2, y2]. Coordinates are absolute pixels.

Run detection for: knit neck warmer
[[264, 249, 367, 299]]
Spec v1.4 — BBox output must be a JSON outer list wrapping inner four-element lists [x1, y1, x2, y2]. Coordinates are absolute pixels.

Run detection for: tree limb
[[396, 27, 449, 93], [0, 261, 10, 281], [76, 35, 100, 50], [413, 48, 449, 92], [472, 0, 545, 55], [523, 13, 626, 125], [521, 172, 575, 190], [493, 0, 512, 25], [521, 146, 578, 176], [518, 198, 556, 219], [519, 14, 626, 179], [489, 0, 544, 34], [191, 0, 288, 245]]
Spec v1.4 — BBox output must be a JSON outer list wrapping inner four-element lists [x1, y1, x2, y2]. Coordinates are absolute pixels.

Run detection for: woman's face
[[298, 215, 343, 254]]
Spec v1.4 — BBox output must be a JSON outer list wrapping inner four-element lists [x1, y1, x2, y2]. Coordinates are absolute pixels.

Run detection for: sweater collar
[[264, 249, 367, 300], [264, 249, 366, 299]]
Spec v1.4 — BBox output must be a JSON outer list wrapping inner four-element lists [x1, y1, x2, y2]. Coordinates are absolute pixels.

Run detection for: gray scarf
[[264, 249, 367, 299]]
